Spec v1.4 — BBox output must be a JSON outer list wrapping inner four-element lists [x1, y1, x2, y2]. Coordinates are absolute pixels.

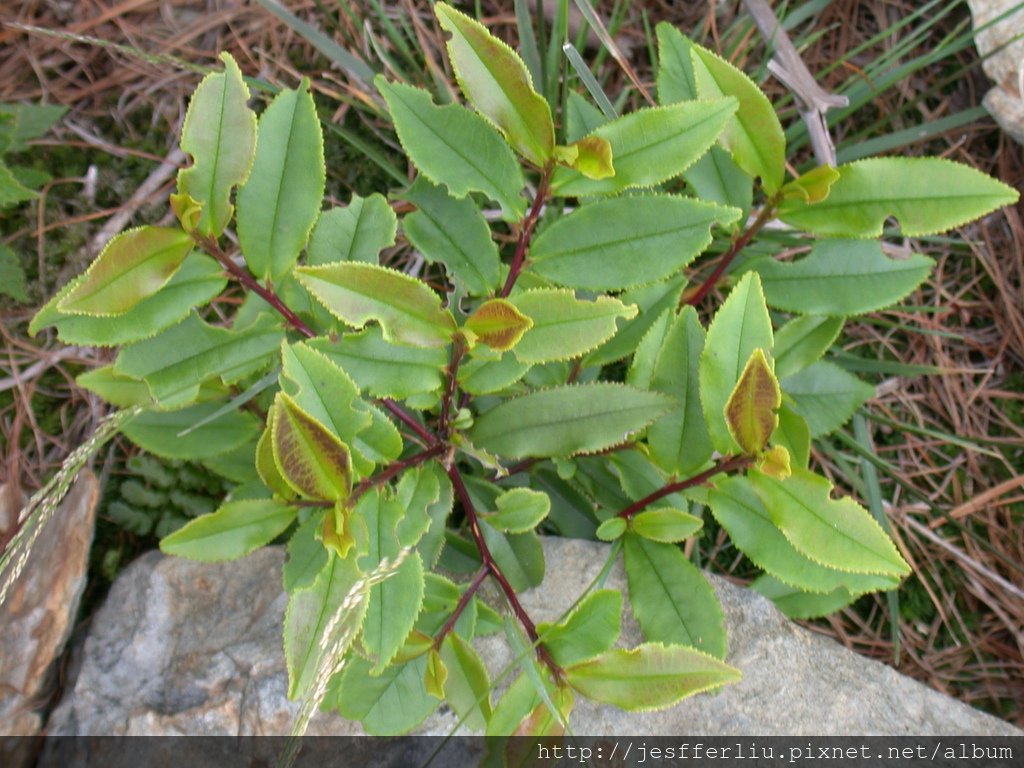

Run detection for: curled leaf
[[58, 227, 194, 316], [272, 393, 352, 501], [465, 299, 533, 352], [724, 347, 781, 455]]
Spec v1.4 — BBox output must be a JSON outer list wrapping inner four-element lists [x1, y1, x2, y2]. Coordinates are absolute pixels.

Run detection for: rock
[[46, 538, 1020, 740], [0, 470, 99, 761], [969, 0, 1024, 144]]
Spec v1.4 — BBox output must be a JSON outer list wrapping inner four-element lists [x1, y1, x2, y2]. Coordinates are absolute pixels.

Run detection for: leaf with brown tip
[[725, 347, 780, 454], [272, 392, 352, 501]]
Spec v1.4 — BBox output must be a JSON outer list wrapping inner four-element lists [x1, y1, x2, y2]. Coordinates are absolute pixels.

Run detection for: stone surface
[[0, 471, 98, 753], [970, 0, 1024, 144], [47, 538, 1020, 738]]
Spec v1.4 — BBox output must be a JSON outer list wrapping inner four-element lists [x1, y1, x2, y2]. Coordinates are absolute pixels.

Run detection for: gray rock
[[970, 0, 1024, 144], [47, 538, 1019, 739], [0, 470, 98, 753]]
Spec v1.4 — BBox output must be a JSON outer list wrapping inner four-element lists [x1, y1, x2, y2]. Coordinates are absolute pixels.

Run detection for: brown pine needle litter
[[1, 0, 1021, 726]]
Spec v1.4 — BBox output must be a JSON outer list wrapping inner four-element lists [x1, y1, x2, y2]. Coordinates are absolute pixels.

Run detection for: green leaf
[[284, 553, 363, 699], [774, 316, 844, 380], [753, 239, 934, 316], [0, 103, 66, 152], [297, 261, 455, 348], [487, 488, 550, 533], [400, 177, 500, 295], [417, 573, 477, 637], [533, 468, 599, 539], [279, 341, 371, 468], [528, 195, 739, 291], [595, 517, 627, 541], [690, 42, 785, 193], [308, 327, 446, 401], [647, 306, 713, 474], [395, 466, 441, 548], [565, 90, 607, 142], [486, 673, 543, 736], [748, 468, 910, 578], [509, 289, 637, 363], [683, 146, 753, 223], [0, 244, 28, 303], [469, 383, 672, 458], [549, 100, 737, 197], [283, 513, 329, 591], [236, 81, 325, 280], [176, 52, 257, 236], [708, 475, 899, 595], [418, 467, 454, 568], [777, 158, 1019, 237], [751, 574, 858, 619], [159, 499, 296, 561], [121, 403, 259, 459], [781, 165, 840, 203], [376, 78, 525, 221], [627, 309, 671, 391], [756, 444, 792, 480], [307, 193, 397, 265], [272, 392, 352, 501], [424, 648, 447, 700], [353, 401, 403, 465], [58, 227, 194, 316], [458, 353, 532, 395], [656, 23, 697, 102], [773, 406, 811, 468], [631, 507, 703, 544], [77, 366, 153, 407], [782, 360, 874, 437], [624, 533, 726, 658], [256, 407, 297, 500], [0, 159, 36, 208], [357, 490, 427, 672], [283, 339, 401, 474], [566, 643, 739, 711], [584, 274, 687, 367], [439, 633, 492, 731], [725, 348, 780, 454], [562, 135, 615, 180], [114, 313, 283, 408], [335, 654, 438, 735], [31, 253, 227, 346], [465, 299, 533, 352], [699, 271, 773, 454], [480, 521, 544, 590], [537, 589, 621, 666], [434, 2, 554, 167]]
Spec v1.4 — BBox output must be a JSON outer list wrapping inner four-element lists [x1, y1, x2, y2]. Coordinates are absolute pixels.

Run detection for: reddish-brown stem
[[445, 462, 562, 677], [682, 200, 780, 309], [500, 166, 553, 298], [439, 336, 467, 437], [434, 566, 488, 647], [196, 235, 316, 339], [351, 444, 445, 503], [195, 236, 437, 449], [380, 399, 439, 447], [617, 455, 753, 520], [565, 357, 584, 384]]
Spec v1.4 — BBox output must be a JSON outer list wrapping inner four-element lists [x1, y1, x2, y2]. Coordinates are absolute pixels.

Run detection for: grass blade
[[853, 413, 901, 664], [253, 0, 375, 88]]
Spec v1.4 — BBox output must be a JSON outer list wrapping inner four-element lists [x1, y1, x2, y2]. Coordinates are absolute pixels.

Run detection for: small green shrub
[[0, 101, 66, 302], [107, 455, 226, 538], [31, 3, 1017, 737]]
